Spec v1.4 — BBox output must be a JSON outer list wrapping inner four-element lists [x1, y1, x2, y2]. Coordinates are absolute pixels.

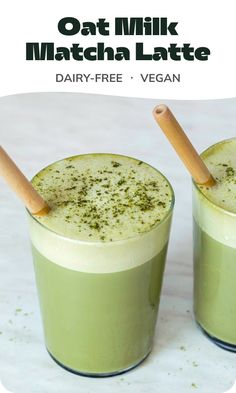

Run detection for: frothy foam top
[[193, 139, 236, 249], [198, 139, 236, 214], [32, 154, 173, 242]]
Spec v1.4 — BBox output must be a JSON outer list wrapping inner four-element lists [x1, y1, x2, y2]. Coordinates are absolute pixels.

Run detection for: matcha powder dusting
[[32, 154, 173, 242]]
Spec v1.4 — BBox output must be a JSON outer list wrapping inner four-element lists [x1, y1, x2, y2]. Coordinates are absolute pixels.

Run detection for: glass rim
[[192, 137, 236, 217], [27, 152, 175, 245]]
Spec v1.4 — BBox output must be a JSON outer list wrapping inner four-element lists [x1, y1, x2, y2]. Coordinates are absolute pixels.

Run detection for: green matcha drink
[[27, 153, 174, 376], [193, 138, 236, 351]]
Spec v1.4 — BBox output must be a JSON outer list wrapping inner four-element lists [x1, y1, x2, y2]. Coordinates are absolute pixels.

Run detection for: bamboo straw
[[153, 105, 216, 187], [0, 146, 50, 216]]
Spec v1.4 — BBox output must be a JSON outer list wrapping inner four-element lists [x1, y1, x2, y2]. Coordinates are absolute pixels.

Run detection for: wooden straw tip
[[153, 104, 168, 117], [33, 204, 51, 217], [201, 176, 217, 188]]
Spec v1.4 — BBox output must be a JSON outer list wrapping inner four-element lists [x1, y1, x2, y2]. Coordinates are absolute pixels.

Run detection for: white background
[[0, 0, 236, 99]]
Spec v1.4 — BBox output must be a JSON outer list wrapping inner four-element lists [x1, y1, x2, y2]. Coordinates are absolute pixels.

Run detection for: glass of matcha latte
[[27, 153, 174, 376], [193, 138, 236, 351]]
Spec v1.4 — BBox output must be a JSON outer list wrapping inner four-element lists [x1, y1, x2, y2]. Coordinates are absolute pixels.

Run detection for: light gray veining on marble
[[0, 93, 236, 393]]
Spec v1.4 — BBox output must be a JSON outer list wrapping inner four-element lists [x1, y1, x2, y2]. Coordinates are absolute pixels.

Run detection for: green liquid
[[29, 153, 174, 374], [32, 244, 168, 375], [193, 219, 236, 345]]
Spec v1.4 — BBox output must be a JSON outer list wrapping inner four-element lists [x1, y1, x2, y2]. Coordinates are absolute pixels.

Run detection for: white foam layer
[[193, 139, 236, 248], [193, 186, 236, 248], [28, 212, 172, 273], [29, 154, 174, 272]]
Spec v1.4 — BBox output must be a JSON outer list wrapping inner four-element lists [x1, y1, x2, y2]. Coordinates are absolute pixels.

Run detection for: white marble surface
[[0, 93, 236, 393]]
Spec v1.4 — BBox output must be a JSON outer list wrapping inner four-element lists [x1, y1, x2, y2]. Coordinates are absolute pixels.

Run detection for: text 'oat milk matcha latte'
[[193, 139, 236, 351], [27, 153, 174, 376]]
